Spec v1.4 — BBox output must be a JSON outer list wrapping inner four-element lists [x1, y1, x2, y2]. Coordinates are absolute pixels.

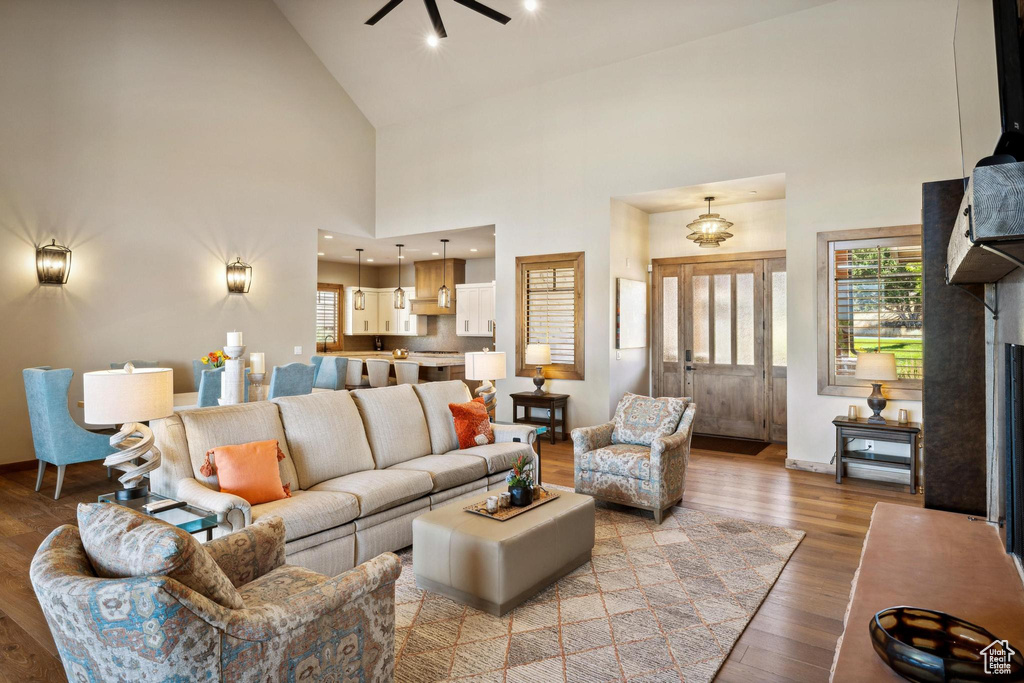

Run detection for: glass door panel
[[736, 273, 755, 365], [713, 273, 732, 365], [662, 276, 678, 362], [692, 275, 710, 363]]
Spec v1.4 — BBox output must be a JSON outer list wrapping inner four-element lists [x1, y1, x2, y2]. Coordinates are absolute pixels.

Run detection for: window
[[316, 283, 343, 352], [516, 252, 585, 380], [816, 226, 922, 399]]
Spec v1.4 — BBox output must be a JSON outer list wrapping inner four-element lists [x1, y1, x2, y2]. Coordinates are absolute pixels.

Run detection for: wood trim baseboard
[[0, 459, 38, 474], [651, 249, 786, 266], [785, 458, 834, 474]]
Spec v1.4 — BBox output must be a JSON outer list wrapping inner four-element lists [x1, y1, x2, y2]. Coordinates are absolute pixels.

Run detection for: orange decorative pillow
[[199, 439, 291, 505], [449, 397, 495, 449]]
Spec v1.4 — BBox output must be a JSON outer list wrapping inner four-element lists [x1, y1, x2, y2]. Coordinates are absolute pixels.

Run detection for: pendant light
[[437, 239, 452, 309], [393, 244, 406, 309], [686, 196, 735, 248], [354, 248, 366, 311]]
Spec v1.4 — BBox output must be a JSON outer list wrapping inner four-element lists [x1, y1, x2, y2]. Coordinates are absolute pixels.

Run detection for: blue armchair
[[22, 367, 117, 499], [268, 363, 316, 399], [197, 367, 249, 408], [311, 356, 347, 390]]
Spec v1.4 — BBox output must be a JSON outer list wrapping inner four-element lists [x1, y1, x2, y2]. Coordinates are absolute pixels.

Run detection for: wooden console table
[[833, 416, 921, 493], [510, 392, 569, 445]]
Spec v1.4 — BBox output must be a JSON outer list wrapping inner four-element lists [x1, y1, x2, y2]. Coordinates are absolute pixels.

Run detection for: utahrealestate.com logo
[[982, 640, 1016, 675]]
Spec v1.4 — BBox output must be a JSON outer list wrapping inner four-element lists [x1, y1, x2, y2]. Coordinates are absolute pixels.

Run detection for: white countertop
[[324, 351, 466, 367]]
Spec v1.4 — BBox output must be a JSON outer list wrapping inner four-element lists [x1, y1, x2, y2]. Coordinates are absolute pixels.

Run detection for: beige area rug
[[393, 488, 805, 682]]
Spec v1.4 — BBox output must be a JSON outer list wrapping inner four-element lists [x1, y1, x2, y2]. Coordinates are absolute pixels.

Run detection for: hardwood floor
[[0, 441, 919, 682]]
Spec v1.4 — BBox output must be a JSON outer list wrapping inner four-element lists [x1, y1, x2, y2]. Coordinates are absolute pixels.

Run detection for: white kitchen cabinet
[[455, 282, 495, 337], [344, 288, 425, 336]]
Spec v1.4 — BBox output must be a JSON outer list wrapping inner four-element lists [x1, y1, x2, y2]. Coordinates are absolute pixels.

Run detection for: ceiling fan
[[365, 0, 511, 39]]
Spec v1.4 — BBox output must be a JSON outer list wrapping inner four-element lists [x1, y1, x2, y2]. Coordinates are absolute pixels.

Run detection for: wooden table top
[[510, 392, 570, 401]]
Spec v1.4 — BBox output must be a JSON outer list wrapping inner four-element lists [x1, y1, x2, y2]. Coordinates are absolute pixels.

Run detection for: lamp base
[[866, 383, 887, 424], [115, 484, 150, 501], [475, 380, 497, 416], [532, 366, 546, 395], [104, 422, 161, 493]]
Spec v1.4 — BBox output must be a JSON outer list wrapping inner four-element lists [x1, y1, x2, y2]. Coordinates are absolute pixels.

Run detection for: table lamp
[[525, 343, 551, 395], [854, 352, 897, 424], [84, 366, 173, 500], [465, 350, 506, 415]]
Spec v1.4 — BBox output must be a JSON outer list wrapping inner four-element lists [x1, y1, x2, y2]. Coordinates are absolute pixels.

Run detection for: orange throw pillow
[[449, 397, 495, 449], [199, 439, 291, 505]]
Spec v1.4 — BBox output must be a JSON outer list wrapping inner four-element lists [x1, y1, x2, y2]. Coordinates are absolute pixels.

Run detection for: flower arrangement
[[505, 454, 534, 489], [200, 350, 226, 368]]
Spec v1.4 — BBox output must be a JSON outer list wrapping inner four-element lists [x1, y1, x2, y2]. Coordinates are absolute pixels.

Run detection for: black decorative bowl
[[870, 607, 1024, 682]]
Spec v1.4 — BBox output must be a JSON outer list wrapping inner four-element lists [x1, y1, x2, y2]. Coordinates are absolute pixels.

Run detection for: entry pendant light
[[393, 244, 406, 309], [437, 239, 452, 309], [686, 196, 734, 248], [354, 248, 366, 311]]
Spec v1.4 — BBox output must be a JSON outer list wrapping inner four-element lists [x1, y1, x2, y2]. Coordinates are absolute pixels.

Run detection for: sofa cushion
[[412, 380, 473, 454], [351, 385, 432, 468], [611, 393, 688, 447], [455, 442, 536, 475], [238, 565, 328, 607], [576, 443, 652, 481], [251, 490, 359, 542], [77, 502, 244, 609], [388, 453, 488, 493], [179, 402, 298, 492], [204, 439, 291, 505], [310, 469, 434, 517], [274, 391, 375, 489]]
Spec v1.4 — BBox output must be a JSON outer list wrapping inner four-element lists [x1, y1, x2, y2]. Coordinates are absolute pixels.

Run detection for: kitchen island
[[323, 351, 473, 385]]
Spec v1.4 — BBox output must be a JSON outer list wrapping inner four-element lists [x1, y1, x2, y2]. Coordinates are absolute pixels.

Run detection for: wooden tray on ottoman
[[464, 488, 560, 521]]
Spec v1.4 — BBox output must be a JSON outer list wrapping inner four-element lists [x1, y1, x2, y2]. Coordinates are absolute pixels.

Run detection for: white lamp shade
[[465, 351, 506, 381], [854, 352, 897, 381], [525, 343, 551, 365], [83, 368, 174, 424]]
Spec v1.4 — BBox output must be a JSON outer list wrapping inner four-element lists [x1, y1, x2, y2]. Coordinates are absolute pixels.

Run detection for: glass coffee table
[[493, 422, 549, 483], [98, 491, 218, 541]]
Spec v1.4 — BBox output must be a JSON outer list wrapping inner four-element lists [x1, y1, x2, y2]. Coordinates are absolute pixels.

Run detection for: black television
[[955, 0, 1024, 173]]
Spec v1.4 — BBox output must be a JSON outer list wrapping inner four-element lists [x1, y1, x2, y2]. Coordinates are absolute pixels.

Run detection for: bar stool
[[345, 358, 369, 389], [365, 358, 394, 388], [395, 360, 420, 385]]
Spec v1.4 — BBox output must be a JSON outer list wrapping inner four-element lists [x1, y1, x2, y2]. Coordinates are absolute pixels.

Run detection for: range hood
[[410, 258, 466, 316]]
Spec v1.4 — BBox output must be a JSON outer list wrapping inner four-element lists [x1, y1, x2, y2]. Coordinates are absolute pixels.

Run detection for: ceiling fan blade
[[422, 0, 447, 38], [365, 0, 406, 25], [452, 0, 511, 25]]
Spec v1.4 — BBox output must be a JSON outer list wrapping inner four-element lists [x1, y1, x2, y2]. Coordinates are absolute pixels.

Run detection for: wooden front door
[[653, 252, 787, 442]]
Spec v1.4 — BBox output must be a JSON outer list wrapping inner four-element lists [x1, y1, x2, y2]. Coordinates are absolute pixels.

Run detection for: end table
[[510, 392, 569, 445]]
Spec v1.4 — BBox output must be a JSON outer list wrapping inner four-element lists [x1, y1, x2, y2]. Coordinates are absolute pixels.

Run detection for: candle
[[249, 352, 265, 374], [227, 331, 243, 347]]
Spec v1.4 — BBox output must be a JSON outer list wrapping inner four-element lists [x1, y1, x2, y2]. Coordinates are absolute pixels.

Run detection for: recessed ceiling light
[[317, 252, 325, 256], [427, 33, 440, 48], [398, 255, 405, 259], [367, 258, 374, 262], [323, 235, 333, 239], [470, 248, 478, 252], [524, 0, 538, 11], [432, 252, 440, 256]]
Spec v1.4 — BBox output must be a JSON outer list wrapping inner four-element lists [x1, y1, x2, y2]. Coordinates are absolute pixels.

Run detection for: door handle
[[685, 366, 695, 371]]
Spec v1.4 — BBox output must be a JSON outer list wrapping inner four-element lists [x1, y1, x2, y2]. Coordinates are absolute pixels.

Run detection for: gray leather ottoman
[[412, 487, 595, 615]]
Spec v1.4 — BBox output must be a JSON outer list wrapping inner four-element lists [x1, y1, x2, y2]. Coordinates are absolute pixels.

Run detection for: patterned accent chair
[[572, 393, 696, 524], [30, 515, 401, 681]]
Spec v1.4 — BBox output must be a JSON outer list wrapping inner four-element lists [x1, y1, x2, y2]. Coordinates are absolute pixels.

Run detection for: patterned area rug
[[393, 491, 805, 682]]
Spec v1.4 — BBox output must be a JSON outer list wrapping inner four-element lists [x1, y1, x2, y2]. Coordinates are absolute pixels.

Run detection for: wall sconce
[[226, 257, 252, 294], [36, 239, 72, 285]]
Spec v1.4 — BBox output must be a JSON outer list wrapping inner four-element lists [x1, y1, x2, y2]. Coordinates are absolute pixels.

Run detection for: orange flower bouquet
[[199, 350, 226, 368]]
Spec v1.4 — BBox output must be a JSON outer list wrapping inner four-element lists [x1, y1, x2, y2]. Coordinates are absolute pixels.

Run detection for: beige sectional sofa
[[151, 380, 536, 576]]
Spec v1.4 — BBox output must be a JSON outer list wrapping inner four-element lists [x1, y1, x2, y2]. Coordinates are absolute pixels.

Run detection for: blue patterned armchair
[[572, 393, 696, 524], [30, 516, 401, 681]]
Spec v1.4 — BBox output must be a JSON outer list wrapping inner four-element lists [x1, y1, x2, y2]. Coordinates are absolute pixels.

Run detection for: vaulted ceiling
[[274, 0, 834, 128]]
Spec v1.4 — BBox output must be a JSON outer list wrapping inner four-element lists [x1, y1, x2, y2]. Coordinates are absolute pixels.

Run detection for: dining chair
[[268, 363, 316, 399], [22, 367, 117, 499], [345, 358, 370, 389], [109, 360, 159, 370], [365, 359, 394, 388], [394, 360, 420, 385], [311, 356, 347, 390], [192, 360, 206, 391], [197, 367, 250, 407]]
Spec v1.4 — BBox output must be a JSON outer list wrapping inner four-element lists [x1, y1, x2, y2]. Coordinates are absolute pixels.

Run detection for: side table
[[99, 491, 218, 541], [832, 416, 921, 494], [510, 392, 569, 445]]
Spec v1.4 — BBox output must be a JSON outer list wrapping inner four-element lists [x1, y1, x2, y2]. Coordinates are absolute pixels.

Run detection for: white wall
[[465, 257, 496, 284], [649, 199, 786, 258], [0, 0, 375, 464], [609, 199, 651, 415], [375, 0, 962, 464]]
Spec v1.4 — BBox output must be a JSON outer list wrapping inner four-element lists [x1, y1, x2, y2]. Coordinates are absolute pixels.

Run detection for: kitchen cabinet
[[345, 288, 425, 336], [456, 282, 495, 337]]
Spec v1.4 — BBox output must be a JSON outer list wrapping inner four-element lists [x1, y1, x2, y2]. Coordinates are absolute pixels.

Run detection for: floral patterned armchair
[[572, 393, 697, 524], [30, 515, 400, 681]]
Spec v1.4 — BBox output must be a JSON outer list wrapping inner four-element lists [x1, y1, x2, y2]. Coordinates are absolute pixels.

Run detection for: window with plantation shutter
[[816, 226, 922, 399], [316, 283, 342, 352], [516, 252, 585, 381]]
